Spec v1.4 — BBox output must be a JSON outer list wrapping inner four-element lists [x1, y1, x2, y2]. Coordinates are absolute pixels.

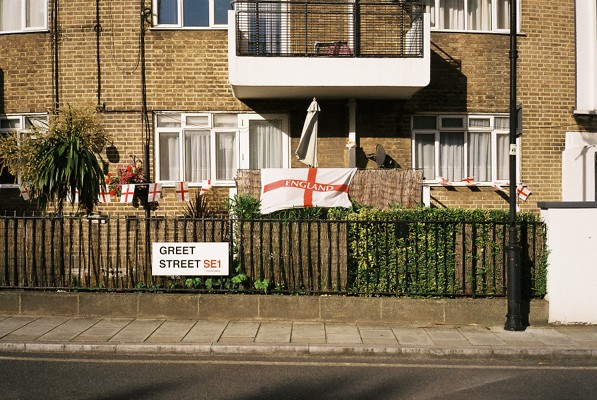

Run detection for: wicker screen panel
[[235, 169, 422, 209]]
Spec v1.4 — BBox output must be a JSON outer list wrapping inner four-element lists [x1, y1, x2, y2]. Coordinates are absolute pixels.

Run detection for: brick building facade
[[0, 1, 594, 215]]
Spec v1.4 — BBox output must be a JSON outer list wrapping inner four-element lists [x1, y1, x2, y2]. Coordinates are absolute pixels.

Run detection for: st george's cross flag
[[120, 184, 135, 203], [98, 185, 111, 203], [147, 183, 162, 202], [516, 185, 532, 201], [20, 185, 31, 201], [175, 182, 190, 201], [260, 168, 356, 214], [200, 179, 212, 195]]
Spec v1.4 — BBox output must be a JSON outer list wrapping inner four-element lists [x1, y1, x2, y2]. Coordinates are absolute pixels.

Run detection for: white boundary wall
[[540, 202, 597, 324]]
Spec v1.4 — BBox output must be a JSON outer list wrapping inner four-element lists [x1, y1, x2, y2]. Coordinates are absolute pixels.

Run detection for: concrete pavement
[[1, 315, 597, 361]]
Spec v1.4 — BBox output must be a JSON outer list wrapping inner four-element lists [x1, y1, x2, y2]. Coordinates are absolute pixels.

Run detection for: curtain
[[216, 132, 237, 180], [467, 0, 491, 31], [248, 1, 281, 55], [468, 132, 491, 181], [440, 132, 464, 181], [185, 130, 210, 182], [249, 120, 282, 169], [496, 133, 509, 180], [440, 0, 464, 30], [159, 132, 180, 181], [496, 0, 510, 30], [27, 0, 45, 28], [1, 0, 21, 31], [415, 134, 435, 180], [158, 0, 178, 25]]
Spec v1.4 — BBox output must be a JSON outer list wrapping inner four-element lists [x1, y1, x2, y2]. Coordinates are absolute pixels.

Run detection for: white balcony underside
[[228, 11, 430, 100]]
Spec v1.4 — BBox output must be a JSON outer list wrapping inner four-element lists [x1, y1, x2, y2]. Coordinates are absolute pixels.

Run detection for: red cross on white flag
[[492, 183, 505, 191], [67, 187, 79, 203], [120, 184, 135, 203], [260, 168, 356, 214], [175, 182, 189, 201], [20, 185, 30, 201], [98, 185, 111, 203], [516, 185, 532, 201], [148, 183, 162, 202], [436, 176, 450, 186], [200, 180, 212, 195], [461, 177, 474, 185]]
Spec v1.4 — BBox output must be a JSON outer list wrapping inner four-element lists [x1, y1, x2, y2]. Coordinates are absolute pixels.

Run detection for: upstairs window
[[153, 0, 231, 28], [412, 114, 515, 184], [424, 0, 516, 32], [0, 0, 47, 34]]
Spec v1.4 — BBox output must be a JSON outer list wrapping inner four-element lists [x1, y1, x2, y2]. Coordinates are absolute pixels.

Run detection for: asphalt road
[[2, 352, 597, 400]]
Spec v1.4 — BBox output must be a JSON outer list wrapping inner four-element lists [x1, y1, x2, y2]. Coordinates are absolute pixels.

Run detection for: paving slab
[[72, 318, 133, 342], [0, 316, 39, 339], [357, 324, 398, 345], [457, 326, 507, 346], [255, 321, 292, 343], [423, 327, 470, 346], [488, 326, 546, 347], [291, 321, 326, 344], [2, 317, 70, 341], [182, 320, 227, 343], [325, 323, 362, 344], [145, 320, 196, 343], [38, 318, 101, 341], [220, 321, 260, 339], [391, 326, 435, 346], [109, 319, 164, 343], [525, 326, 580, 346]]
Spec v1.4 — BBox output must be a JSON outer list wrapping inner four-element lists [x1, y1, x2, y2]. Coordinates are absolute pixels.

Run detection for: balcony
[[228, 0, 430, 100]]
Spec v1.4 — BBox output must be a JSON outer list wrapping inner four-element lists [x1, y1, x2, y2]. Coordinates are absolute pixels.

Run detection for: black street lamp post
[[505, 0, 525, 331]]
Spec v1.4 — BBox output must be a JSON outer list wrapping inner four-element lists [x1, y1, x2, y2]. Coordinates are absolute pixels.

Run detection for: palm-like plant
[[0, 101, 109, 214]]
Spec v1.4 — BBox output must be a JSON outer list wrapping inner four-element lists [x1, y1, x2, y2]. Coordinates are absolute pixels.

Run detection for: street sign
[[152, 242, 229, 276]]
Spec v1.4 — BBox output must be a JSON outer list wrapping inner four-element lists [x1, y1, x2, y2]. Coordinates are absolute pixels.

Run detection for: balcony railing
[[233, 0, 424, 58]]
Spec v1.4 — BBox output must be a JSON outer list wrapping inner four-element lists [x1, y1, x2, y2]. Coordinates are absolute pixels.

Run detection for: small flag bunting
[[516, 185, 532, 201], [200, 179, 212, 195], [148, 183, 162, 202], [20, 185, 30, 201], [98, 185, 111, 203], [120, 184, 135, 204], [175, 182, 189, 202]]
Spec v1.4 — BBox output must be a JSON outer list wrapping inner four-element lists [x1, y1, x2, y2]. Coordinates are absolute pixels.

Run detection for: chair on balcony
[[314, 41, 353, 57]]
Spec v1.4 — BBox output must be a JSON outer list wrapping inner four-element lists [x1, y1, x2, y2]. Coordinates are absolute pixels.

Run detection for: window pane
[[413, 116, 437, 129], [439, 132, 464, 181], [157, 114, 181, 128], [468, 132, 491, 181], [440, 0, 464, 30], [183, 0, 208, 27], [249, 119, 282, 169], [496, 133, 509, 180], [425, 0, 436, 28], [216, 131, 237, 180], [440, 116, 464, 128], [158, 0, 178, 25], [26, 0, 45, 28], [184, 130, 210, 182], [496, 0, 510, 30], [159, 132, 180, 180], [0, 0, 22, 32], [214, 0, 230, 25], [415, 134, 435, 180], [213, 113, 237, 128], [25, 116, 48, 130], [495, 116, 509, 129], [0, 118, 21, 129], [469, 117, 490, 128], [185, 115, 209, 127], [467, 0, 491, 31]]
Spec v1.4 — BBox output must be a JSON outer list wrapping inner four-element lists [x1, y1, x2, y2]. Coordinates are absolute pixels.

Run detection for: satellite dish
[[374, 144, 387, 168]]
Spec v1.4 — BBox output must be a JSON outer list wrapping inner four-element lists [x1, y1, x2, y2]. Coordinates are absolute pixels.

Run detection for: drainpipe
[[140, 0, 151, 219], [52, 0, 60, 113], [94, 0, 102, 110]]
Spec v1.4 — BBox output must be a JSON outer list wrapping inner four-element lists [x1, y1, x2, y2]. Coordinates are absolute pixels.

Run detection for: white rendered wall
[[575, 0, 597, 113], [541, 206, 597, 324], [562, 132, 597, 201]]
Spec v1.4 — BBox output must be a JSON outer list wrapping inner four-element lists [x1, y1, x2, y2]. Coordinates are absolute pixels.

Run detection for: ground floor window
[[412, 114, 515, 184], [154, 112, 289, 185], [0, 113, 48, 186]]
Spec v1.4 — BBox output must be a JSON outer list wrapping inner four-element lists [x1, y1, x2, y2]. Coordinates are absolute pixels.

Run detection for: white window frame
[[0, 0, 48, 34], [424, 0, 519, 33], [412, 114, 519, 186], [0, 113, 48, 187], [151, 0, 231, 29], [154, 112, 290, 186], [238, 113, 290, 170]]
